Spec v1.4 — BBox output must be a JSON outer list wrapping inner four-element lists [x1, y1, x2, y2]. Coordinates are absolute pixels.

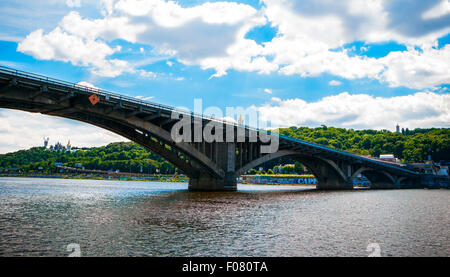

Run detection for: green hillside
[[0, 127, 448, 174], [0, 142, 176, 174], [278, 126, 449, 162]]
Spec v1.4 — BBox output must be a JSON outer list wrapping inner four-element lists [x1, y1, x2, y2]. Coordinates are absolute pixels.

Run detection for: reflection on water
[[0, 177, 448, 256]]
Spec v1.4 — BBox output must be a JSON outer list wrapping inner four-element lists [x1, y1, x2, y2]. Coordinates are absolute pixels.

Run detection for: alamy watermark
[[169, 99, 279, 153], [366, 242, 381, 257], [67, 243, 81, 257]]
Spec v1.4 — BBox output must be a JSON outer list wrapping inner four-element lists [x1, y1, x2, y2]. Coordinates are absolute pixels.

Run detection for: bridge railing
[[0, 65, 268, 133], [0, 65, 185, 114]]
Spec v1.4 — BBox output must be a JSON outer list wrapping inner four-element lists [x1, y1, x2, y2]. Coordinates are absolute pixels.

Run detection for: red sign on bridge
[[89, 94, 99, 105]]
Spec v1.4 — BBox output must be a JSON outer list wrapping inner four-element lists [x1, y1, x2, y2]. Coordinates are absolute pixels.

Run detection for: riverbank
[[0, 173, 189, 182], [0, 174, 319, 186]]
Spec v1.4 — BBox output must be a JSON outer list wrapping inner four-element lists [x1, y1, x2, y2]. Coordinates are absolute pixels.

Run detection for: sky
[[0, 0, 449, 153]]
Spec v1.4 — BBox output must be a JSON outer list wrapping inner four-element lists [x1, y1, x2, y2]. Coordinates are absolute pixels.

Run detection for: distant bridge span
[[0, 66, 421, 191]]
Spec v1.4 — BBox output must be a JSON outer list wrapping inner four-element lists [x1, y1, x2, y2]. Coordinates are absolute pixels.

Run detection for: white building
[[379, 154, 398, 163]]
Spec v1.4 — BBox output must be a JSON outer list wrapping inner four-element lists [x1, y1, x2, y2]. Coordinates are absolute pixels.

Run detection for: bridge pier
[[189, 142, 238, 191], [300, 157, 353, 190], [316, 178, 353, 190], [363, 170, 398, 189], [188, 173, 237, 191], [369, 182, 398, 189]]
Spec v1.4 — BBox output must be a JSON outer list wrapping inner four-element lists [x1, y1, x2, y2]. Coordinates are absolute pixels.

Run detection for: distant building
[[67, 140, 71, 151], [238, 114, 244, 125], [379, 154, 400, 163], [50, 141, 65, 152], [408, 162, 449, 176], [396, 124, 400, 133], [43, 137, 49, 148]]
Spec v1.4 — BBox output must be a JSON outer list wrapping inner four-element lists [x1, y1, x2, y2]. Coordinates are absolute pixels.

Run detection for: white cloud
[[422, 0, 450, 20], [59, 11, 144, 42], [77, 81, 98, 89], [138, 70, 157, 78], [135, 95, 154, 100], [255, 91, 450, 130], [271, 97, 281, 102], [260, 0, 450, 89], [16, 0, 450, 89], [18, 1, 269, 79], [264, 88, 273, 94], [100, 0, 115, 16], [274, 48, 384, 80], [66, 0, 81, 8], [0, 109, 126, 154], [263, 0, 450, 47], [220, 116, 238, 124], [329, 80, 342, 86], [17, 27, 132, 77], [379, 45, 450, 89]]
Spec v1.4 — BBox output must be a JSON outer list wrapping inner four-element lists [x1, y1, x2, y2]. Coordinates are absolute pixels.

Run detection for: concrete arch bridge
[[0, 66, 421, 191]]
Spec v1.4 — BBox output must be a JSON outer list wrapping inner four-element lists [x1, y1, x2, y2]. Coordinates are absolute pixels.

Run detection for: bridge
[[0, 65, 421, 191]]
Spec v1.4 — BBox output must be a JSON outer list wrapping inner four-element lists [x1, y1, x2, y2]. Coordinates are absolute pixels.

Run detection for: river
[[0, 177, 448, 256]]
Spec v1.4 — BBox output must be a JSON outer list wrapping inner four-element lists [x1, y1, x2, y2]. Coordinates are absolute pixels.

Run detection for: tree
[[248, 168, 257, 175], [1, 128, 448, 174]]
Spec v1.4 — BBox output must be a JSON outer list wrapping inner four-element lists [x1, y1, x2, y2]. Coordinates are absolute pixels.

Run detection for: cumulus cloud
[[379, 45, 450, 89], [135, 95, 154, 101], [264, 0, 450, 47], [16, 0, 450, 89], [261, 0, 450, 89], [384, 0, 450, 39], [77, 81, 98, 89], [255, 91, 450, 130], [66, 0, 81, 8], [329, 80, 342, 86], [220, 116, 238, 124], [17, 27, 132, 77], [0, 109, 126, 154], [18, 0, 269, 79], [422, 0, 450, 20]]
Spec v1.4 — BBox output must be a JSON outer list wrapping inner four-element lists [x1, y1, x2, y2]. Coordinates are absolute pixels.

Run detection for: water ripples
[[0, 177, 448, 256]]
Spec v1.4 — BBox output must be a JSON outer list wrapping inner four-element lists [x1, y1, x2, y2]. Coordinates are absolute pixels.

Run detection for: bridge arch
[[0, 102, 224, 180], [237, 150, 353, 190], [352, 167, 397, 189], [0, 67, 421, 191]]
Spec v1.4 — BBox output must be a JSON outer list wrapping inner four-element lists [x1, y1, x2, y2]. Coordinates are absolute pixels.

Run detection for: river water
[[0, 177, 448, 257]]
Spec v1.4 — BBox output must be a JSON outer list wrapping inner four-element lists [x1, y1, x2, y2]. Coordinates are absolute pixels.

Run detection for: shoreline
[[0, 174, 319, 187], [0, 174, 188, 183]]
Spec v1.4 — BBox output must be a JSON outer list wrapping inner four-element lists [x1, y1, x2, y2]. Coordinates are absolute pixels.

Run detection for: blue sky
[[0, 0, 449, 153]]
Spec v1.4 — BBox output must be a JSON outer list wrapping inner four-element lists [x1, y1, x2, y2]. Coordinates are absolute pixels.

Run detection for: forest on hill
[[0, 142, 175, 174], [0, 126, 448, 174], [278, 126, 449, 162]]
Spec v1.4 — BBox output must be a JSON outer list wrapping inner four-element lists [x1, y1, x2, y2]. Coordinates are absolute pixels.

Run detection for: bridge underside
[[189, 152, 422, 191], [0, 69, 421, 192]]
